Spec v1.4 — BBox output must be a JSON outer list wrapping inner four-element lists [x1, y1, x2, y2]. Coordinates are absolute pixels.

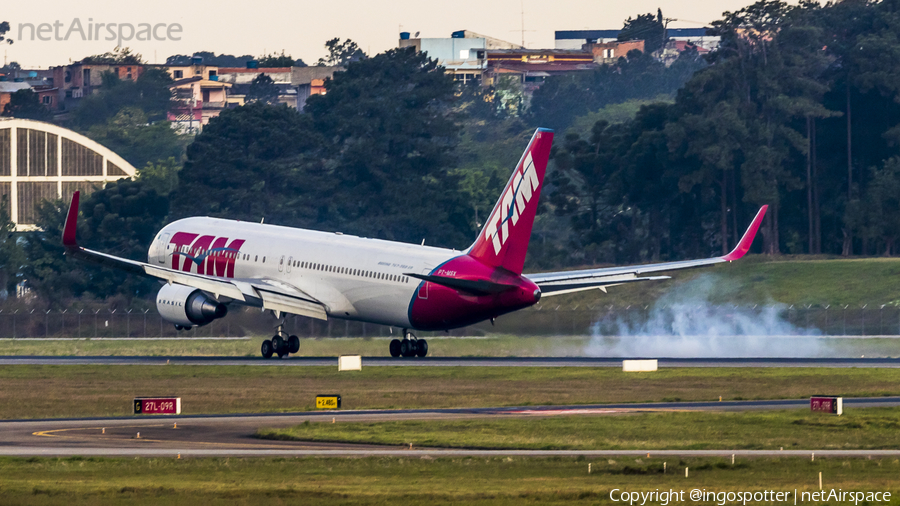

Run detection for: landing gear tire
[[261, 339, 274, 359], [271, 335, 285, 356], [389, 339, 401, 357], [399, 339, 413, 357], [288, 335, 300, 354], [416, 339, 428, 358]]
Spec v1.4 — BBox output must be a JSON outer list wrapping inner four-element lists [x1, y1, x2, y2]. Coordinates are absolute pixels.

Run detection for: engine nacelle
[[156, 284, 227, 328]]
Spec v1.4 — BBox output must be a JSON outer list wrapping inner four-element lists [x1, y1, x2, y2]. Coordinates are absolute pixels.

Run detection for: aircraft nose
[[533, 288, 541, 302]]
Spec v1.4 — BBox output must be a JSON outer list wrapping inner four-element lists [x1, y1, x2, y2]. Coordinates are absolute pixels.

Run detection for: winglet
[[62, 191, 80, 248], [722, 205, 767, 261]]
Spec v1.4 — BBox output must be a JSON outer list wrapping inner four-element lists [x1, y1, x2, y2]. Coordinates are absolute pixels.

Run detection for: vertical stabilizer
[[467, 128, 553, 274]]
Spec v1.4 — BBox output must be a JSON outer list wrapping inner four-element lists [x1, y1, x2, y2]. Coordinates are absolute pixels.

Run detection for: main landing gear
[[390, 329, 428, 358], [261, 319, 300, 359]]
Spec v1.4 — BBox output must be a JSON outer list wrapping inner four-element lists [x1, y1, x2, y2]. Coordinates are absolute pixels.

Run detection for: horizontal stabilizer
[[405, 273, 517, 296]]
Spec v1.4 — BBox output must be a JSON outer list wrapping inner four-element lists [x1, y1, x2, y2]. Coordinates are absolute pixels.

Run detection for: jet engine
[[156, 284, 227, 328]]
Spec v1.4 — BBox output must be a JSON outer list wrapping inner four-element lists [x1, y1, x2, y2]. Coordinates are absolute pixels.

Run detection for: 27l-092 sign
[[810, 396, 842, 416], [134, 397, 182, 415]]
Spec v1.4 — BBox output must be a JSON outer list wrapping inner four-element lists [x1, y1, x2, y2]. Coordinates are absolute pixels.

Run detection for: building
[[0, 118, 138, 231], [483, 49, 597, 92], [0, 68, 55, 88], [167, 77, 231, 133], [0, 81, 59, 116], [584, 40, 646, 64], [292, 66, 344, 110], [399, 30, 521, 84], [0, 82, 31, 112], [555, 28, 720, 52], [50, 62, 145, 112], [218, 66, 296, 108], [164, 56, 219, 82]]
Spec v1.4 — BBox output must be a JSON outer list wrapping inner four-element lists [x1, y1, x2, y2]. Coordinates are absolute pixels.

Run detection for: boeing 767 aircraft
[[62, 128, 767, 358]]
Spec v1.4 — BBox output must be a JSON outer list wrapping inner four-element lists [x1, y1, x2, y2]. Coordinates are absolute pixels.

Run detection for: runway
[[2, 396, 899, 457], [3, 355, 900, 367]]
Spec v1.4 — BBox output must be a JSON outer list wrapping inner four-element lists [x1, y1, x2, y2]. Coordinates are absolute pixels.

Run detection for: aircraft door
[[418, 266, 433, 299], [155, 233, 170, 264], [278, 255, 285, 273], [287, 256, 293, 273], [160, 233, 172, 264]]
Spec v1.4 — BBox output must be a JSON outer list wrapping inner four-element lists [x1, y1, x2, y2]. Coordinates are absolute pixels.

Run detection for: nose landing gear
[[390, 329, 428, 358]]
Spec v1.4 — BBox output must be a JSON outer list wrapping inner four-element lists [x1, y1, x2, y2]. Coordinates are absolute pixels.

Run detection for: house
[[482, 49, 597, 92], [0, 81, 59, 114], [50, 62, 145, 112], [217, 66, 296, 108], [292, 66, 343, 110], [555, 28, 720, 53], [0, 81, 32, 112], [584, 40, 646, 64], [165, 58, 219, 82], [399, 30, 521, 84], [167, 76, 231, 133]]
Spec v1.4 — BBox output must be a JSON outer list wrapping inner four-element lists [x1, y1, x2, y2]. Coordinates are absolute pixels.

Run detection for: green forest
[[4, 0, 900, 304]]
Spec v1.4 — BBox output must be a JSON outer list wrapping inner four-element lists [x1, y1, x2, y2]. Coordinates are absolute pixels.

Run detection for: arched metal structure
[[0, 118, 138, 231]]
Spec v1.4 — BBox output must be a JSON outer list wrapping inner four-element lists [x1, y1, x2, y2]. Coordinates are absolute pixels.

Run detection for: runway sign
[[338, 355, 362, 371], [622, 359, 658, 372], [316, 395, 342, 409], [134, 397, 181, 415], [810, 396, 842, 415]]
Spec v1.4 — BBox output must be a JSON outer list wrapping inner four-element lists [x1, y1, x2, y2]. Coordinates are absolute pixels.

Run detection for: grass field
[[258, 408, 900, 450], [2, 335, 900, 358], [0, 455, 896, 505], [4, 365, 900, 419], [0, 335, 599, 357]]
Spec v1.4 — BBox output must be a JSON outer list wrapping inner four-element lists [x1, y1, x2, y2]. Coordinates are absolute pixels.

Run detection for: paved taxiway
[[3, 397, 900, 457], [3, 356, 900, 367]]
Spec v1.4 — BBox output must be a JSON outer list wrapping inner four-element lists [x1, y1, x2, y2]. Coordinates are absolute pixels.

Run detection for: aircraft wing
[[61, 192, 327, 320], [526, 206, 768, 296]]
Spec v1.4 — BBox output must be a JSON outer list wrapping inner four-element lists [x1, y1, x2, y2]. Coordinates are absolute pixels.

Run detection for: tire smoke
[[585, 274, 823, 357]]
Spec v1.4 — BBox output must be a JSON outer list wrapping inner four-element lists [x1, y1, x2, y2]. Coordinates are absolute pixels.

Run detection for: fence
[[1, 303, 899, 339]]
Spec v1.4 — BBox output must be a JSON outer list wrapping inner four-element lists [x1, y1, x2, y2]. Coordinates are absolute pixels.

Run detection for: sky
[[3, 0, 758, 68]]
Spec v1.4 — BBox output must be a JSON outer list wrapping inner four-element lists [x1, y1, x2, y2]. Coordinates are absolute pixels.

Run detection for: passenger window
[[255, 256, 258, 262]]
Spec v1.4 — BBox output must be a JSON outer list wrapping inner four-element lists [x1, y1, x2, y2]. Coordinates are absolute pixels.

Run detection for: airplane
[[61, 128, 768, 359]]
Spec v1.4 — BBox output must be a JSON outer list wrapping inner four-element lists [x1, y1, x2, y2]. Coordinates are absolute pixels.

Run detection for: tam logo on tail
[[484, 152, 540, 255], [468, 128, 554, 275]]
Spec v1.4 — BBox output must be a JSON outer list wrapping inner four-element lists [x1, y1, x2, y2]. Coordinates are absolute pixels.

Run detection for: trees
[[0, 20, 13, 45], [166, 52, 254, 66], [619, 10, 666, 54], [169, 102, 325, 226], [80, 47, 142, 65], [316, 38, 366, 67], [544, 0, 900, 261], [0, 203, 24, 298], [85, 108, 189, 169], [0, 89, 52, 121], [305, 47, 466, 246], [246, 74, 279, 104], [259, 50, 305, 67], [21, 179, 169, 303], [72, 67, 174, 128], [172, 47, 467, 247], [529, 48, 704, 132]]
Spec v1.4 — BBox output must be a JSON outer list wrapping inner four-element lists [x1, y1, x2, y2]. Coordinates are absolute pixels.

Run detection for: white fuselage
[[147, 217, 459, 328]]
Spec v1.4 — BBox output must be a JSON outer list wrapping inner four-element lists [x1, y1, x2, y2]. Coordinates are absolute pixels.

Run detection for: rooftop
[[556, 28, 712, 40]]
